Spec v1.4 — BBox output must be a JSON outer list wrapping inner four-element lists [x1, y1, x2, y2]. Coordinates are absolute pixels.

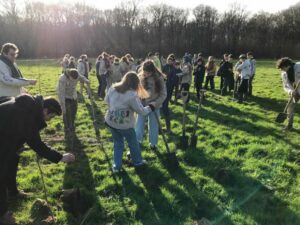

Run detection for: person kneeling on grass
[[57, 68, 91, 137], [105, 72, 153, 173], [0, 94, 75, 225], [276, 57, 300, 131]]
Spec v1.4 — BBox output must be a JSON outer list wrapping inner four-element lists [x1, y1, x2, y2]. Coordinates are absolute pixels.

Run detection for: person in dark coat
[[218, 53, 229, 90], [0, 94, 75, 225], [219, 55, 234, 96], [161, 56, 176, 133], [193, 58, 206, 100]]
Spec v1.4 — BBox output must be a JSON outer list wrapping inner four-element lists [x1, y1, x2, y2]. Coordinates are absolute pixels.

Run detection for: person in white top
[[105, 72, 152, 173], [0, 43, 37, 98], [57, 68, 90, 135], [77, 54, 90, 97], [0, 43, 37, 220], [276, 57, 300, 130], [247, 52, 256, 96], [236, 54, 251, 103]]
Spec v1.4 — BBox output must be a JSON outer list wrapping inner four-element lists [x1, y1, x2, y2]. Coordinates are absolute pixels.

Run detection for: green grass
[[9, 59, 300, 225]]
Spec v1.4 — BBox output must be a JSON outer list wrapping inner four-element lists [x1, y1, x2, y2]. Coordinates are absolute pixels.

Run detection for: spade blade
[[179, 135, 189, 149], [275, 112, 287, 123], [190, 135, 198, 148], [165, 152, 179, 170]]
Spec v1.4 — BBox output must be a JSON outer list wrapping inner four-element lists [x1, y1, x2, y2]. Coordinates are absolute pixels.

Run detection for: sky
[[22, 0, 300, 13]]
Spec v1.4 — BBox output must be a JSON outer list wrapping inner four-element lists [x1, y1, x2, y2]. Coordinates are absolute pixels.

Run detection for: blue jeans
[[109, 127, 143, 170], [135, 109, 159, 146]]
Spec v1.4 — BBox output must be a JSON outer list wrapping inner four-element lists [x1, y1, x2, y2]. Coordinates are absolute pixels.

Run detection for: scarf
[[0, 54, 23, 78]]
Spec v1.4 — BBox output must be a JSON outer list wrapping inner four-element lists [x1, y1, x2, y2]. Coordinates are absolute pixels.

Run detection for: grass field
[[9, 59, 300, 225]]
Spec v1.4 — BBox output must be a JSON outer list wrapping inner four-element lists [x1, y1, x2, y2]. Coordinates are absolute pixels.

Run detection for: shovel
[[275, 79, 300, 123], [153, 112, 179, 170], [180, 91, 189, 148], [190, 89, 206, 148]]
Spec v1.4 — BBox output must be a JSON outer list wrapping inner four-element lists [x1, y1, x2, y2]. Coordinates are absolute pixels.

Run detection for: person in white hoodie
[[0, 43, 37, 98], [236, 54, 251, 103], [276, 57, 300, 130], [57, 68, 90, 136], [105, 72, 153, 173], [107, 57, 122, 89]]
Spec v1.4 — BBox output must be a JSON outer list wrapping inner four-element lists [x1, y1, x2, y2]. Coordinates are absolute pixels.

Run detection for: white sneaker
[[134, 160, 147, 167]]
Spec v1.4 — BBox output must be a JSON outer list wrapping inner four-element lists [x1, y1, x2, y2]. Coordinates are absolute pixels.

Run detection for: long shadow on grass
[[198, 106, 300, 150], [83, 96, 134, 220], [63, 133, 104, 225], [150, 148, 234, 224], [183, 150, 300, 225], [251, 95, 299, 114], [121, 169, 167, 224]]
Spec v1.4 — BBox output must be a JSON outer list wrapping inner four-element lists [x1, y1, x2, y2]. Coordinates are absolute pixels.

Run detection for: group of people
[[0, 43, 75, 224], [0, 41, 299, 224]]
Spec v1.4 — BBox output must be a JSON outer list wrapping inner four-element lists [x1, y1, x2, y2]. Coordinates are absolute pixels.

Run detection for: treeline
[[1, 0, 300, 59]]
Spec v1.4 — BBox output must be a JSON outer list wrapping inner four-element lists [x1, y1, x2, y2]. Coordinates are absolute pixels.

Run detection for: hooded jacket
[[0, 94, 63, 168]]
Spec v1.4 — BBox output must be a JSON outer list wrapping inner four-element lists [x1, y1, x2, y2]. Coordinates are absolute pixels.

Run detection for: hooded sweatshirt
[[105, 87, 151, 129], [282, 62, 300, 95]]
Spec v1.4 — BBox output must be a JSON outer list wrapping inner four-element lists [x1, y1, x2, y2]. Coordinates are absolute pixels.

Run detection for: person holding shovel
[[0, 94, 75, 225], [135, 60, 167, 150], [276, 57, 300, 131], [57, 68, 91, 136], [105, 72, 152, 173]]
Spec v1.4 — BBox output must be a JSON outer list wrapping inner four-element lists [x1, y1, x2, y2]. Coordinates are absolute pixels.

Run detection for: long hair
[[113, 72, 149, 99], [138, 60, 166, 93], [205, 56, 215, 71], [121, 56, 129, 65]]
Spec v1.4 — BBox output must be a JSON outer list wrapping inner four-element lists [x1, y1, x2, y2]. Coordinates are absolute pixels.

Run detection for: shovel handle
[[181, 91, 188, 136], [153, 112, 171, 154], [192, 91, 205, 136], [283, 79, 300, 113]]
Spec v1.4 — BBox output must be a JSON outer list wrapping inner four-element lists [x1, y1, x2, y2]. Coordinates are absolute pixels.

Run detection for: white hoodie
[[105, 87, 151, 129], [237, 59, 251, 79], [282, 63, 300, 96]]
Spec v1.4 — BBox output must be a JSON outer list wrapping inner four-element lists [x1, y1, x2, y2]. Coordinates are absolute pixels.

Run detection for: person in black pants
[[228, 54, 235, 92], [0, 95, 75, 225], [193, 58, 205, 99], [219, 55, 234, 96], [218, 54, 228, 90], [162, 56, 176, 133]]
